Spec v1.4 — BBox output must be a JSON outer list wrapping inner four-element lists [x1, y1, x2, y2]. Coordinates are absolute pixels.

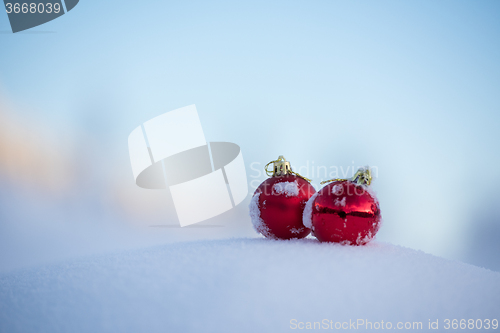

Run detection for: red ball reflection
[[311, 181, 381, 245], [252, 174, 316, 240]]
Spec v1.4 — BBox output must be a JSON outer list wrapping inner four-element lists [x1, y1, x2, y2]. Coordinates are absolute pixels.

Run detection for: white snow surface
[[0, 238, 499, 333], [273, 181, 299, 197]]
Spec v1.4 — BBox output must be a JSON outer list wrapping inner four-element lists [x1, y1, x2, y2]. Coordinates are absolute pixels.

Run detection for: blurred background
[[0, 0, 499, 272]]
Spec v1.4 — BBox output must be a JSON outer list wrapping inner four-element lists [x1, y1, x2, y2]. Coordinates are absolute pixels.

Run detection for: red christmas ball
[[303, 180, 381, 245], [250, 174, 316, 240]]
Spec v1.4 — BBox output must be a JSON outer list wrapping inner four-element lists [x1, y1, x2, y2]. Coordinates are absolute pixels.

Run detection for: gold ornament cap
[[271, 155, 291, 176], [264, 155, 311, 182], [351, 166, 372, 186]]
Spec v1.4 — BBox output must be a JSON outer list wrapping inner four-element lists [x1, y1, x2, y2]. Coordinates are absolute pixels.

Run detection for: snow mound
[[303, 192, 319, 229], [0, 239, 499, 333], [249, 193, 272, 238]]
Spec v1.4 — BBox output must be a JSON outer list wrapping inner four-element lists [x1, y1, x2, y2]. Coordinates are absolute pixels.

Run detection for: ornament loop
[[320, 178, 348, 185], [288, 169, 312, 183], [320, 166, 372, 186], [264, 155, 312, 182]]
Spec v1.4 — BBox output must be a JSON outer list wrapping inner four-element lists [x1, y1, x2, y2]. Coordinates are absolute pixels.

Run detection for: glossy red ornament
[[304, 180, 381, 245], [250, 174, 316, 240]]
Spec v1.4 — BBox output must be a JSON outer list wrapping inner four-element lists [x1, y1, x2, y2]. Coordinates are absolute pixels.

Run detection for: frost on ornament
[[249, 193, 273, 239], [334, 197, 346, 207], [356, 231, 373, 245], [332, 184, 343, 195], [272, 181, 299, 197], [302, 192, 319, 229], [290, 227, 305, 234]]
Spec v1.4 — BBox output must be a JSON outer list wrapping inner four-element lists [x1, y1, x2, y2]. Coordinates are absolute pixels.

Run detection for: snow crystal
[[356, 233, 362, 245], [356, 231, 374, 246], [302, 192, 319, 229], [273, 181, 299, 197], [364, 184, 378, 200], [332, 184, 343, 195], [289, 227, 304, 234], [334, 197, 346, 207]]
